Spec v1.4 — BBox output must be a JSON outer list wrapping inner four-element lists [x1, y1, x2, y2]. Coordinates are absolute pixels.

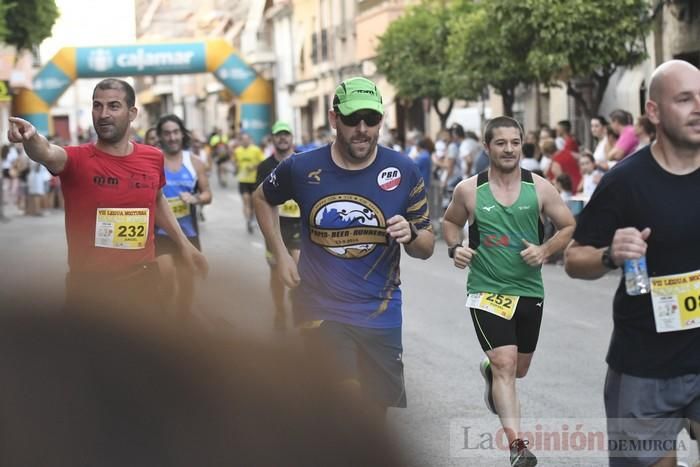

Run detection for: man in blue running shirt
[[155, 114, 212, 317], [253, 77, 434, 415]]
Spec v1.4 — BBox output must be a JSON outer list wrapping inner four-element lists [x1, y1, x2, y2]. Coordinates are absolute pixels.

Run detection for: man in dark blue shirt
[[253, 77, 434, 414]]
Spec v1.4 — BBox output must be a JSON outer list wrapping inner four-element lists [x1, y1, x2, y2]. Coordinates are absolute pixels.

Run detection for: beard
[[94, 120, 129, 144], [337, 130, 379, 162], [273, 140, 292, 154], [163, 141, 182, 155]]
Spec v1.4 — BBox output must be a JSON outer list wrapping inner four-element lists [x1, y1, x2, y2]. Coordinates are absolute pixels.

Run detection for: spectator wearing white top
[[538, 138, 556, 175], [590, 116, 610, 170], [577, 152, 603, 199], [520, 142, 541, 173], [26, 161, 49, 216], [459, 130, 481, 178]]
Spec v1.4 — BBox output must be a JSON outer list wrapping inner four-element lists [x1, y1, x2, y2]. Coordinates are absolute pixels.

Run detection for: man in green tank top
[[442, 116, 575, 467]]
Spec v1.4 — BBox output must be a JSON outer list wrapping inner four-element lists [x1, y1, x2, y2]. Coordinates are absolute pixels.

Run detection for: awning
[[137, 88, 160, 105]]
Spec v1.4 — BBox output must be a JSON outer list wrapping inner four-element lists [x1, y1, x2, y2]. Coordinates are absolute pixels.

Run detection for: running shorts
[[469, 296, 543, 353], [302, 320, 406, 408]]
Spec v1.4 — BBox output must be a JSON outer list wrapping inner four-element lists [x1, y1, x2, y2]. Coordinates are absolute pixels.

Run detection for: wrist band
[[407, 223, 419, 244]]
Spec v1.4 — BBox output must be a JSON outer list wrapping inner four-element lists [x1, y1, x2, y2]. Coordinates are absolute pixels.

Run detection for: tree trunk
[[432, 98, 454, 130], [567, 72, 612, 150], [500, 87, 515, 117], [534, 80, 542, 127]]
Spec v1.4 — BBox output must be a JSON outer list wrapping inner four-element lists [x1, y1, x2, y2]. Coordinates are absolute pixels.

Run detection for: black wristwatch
[[601, 246, 618, 270], [448, 244, 461, 259], [407, 223, 419, 244]]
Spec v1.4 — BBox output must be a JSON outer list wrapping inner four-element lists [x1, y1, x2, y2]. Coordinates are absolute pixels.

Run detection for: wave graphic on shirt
[[318, 206, 376, 228], [315, 201, 380, 256]]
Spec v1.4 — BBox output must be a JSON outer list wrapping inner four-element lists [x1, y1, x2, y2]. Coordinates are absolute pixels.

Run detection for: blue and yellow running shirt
[[262, 144, 432, 328], [156, 151, 198, 238]]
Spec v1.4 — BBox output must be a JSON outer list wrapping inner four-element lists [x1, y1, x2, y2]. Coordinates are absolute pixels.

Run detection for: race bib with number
[[95, 208, 149, 250], [167, 197, 190, 219], [466, 292, 520, 320], [279, 199, 300, 218], [650, 269, 700, 333]]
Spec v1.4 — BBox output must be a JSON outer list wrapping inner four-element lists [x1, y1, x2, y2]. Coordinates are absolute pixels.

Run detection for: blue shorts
[[302, 320, 406, 408]]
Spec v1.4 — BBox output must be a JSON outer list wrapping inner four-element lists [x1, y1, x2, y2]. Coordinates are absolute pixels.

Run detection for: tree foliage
[[375, 0, 475, 128], [0, 2, 11, 42], [377, 0, 653, 125], [495, 0, 653, 119], [445, 1, 538, 116], [2, 0, 59, 53]]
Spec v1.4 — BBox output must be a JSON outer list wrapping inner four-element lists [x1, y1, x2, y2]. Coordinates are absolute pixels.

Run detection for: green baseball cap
[[271, 121, 293, 135], [333, 77, 384, 116]]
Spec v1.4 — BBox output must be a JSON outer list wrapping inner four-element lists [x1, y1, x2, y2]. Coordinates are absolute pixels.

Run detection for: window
[[311, 33, 318, 64], [311, 30, 329, 64], [321, 29, 329, 61]]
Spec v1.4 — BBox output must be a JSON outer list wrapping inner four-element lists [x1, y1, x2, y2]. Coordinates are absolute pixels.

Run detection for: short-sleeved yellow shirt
[[234, 145, 264, 184]]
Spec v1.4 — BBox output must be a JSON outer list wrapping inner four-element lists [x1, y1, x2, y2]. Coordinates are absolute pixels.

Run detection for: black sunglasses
[[335, 109, 382, 127]]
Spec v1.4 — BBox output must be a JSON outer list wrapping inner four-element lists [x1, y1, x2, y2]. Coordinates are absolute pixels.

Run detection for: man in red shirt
[[547, 120, 581, 190], [8, 78, 207, 312]]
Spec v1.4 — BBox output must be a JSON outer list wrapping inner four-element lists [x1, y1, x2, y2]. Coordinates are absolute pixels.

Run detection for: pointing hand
[[7, 117, 37, 143]]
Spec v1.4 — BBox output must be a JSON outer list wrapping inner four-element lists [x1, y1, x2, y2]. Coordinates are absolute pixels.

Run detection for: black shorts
[[469, 296, 543, 354], [155, 235, 201, 258], [280, 217, 301, 251], [238, 182, 256, 195], [302, 320, 406, 408]]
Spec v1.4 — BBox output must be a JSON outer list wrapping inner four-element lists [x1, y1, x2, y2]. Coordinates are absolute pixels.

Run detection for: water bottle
[[624, 257, 650, 295]]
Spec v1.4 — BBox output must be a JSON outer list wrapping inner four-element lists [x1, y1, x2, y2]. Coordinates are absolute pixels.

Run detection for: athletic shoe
[[510, 438, 537, 466], [246, 220, 254, 234], [479, 356, 497, 414]]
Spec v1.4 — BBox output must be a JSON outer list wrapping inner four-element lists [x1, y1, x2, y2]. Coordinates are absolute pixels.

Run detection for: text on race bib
[[167, 197, 190, 219], [650, 269, 700, 333], [95, 208, 149, 250], [466, 292, 520, 320], [279, 199, 300, 218]]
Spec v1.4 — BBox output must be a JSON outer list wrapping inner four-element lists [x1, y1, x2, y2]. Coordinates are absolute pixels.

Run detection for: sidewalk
[[0, 205, 67, 309]]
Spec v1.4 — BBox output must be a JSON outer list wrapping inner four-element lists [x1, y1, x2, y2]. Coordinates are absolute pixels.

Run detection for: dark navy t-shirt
[[573, 146, 700, 378], [262, 144, 431, 328]]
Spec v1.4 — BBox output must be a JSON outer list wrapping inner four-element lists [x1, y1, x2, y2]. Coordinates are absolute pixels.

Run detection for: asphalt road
[[1, 181, 696, 467]]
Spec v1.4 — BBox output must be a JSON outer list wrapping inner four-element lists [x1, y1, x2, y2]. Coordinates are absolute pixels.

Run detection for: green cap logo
[[271, 121, 293, 135], [334, 77, 384, 116]]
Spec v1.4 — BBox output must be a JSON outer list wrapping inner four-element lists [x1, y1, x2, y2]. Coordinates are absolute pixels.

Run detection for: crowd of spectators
[[397, 108, 652, 230]]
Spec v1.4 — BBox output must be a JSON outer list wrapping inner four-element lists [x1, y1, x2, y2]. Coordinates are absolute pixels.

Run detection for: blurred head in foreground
[[0, 306, 404, 467]]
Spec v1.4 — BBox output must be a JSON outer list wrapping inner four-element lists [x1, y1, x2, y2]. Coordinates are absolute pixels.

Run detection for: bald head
[[648, 60, 700, 102], [645, 59, 700, 151]]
